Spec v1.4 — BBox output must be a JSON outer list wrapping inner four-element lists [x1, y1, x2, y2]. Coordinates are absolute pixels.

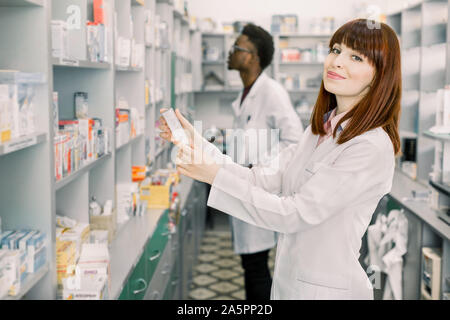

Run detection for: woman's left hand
[[175, 142, 221, 185]]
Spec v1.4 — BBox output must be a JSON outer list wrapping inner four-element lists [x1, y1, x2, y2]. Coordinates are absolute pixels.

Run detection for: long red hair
[[311, 19, 401, 155]]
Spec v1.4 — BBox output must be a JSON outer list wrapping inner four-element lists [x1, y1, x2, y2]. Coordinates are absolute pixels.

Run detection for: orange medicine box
[[94, 0, 105, 24], [132, 166, 146, 182]]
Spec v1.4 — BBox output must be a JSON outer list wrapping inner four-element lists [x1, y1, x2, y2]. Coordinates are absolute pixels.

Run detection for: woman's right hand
[[158, 108, 229, 167], [158, 108, 197, 148]]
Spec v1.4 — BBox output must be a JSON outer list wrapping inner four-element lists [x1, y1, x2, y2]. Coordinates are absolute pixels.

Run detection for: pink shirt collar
[[326, 108, 351, 134], [316, 108, 351, 147]]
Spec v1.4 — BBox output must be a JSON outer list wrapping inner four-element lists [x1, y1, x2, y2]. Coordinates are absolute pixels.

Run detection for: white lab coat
[[227, 72, 303, 254], [366, 209, 408, 300], [206, 119, 395, 299]]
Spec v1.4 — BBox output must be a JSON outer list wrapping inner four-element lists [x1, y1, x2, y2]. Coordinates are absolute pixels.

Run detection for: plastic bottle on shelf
[[89, 196, 102, 216]]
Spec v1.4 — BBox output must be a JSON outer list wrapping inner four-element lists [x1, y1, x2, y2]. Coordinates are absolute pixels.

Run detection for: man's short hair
[[242, 24, 274, 70]]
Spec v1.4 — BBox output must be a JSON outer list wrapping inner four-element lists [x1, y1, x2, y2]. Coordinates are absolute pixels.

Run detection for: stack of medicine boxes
[[0, 230, 46, 298]]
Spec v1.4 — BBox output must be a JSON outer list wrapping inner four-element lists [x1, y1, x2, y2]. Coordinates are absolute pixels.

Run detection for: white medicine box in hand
[[161, 109, 189, 145]]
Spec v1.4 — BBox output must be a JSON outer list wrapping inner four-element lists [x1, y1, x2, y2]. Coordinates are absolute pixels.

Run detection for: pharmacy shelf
[[115, 66, 144, 72], [109, 176, 195, 299], [173, 9, 183, 19], [423, 130, 450, 142], [0, 0, 43, 6], [4, 263, 49, 300], [116, 134, 144, 152], [51, 58, 111, 70], [0, 132, 47, 157], [201, 33, 227, 38], [176, 55, 191, 62], [202, 61, 225, 65], [55, 153, 111, 191], [389, 169, 450, 240], [0, 0, 195, 300], [429, 179, 450, 198]]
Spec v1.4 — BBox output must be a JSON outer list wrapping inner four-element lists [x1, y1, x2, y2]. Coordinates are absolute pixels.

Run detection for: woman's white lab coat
[[206, 119, 395, 299], [228, 72, 303, 254]]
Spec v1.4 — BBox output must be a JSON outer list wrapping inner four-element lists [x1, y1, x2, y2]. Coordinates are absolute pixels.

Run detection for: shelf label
[[59, 58, 80, 66], [3, 136, 38, 154]]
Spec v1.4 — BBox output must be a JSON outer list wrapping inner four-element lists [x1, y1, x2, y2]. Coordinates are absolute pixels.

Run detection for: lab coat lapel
[[307, 112, 352, 163], [309, 135, 338, 163], [232, 73, 268, 121], [231, 93, 243, 118]]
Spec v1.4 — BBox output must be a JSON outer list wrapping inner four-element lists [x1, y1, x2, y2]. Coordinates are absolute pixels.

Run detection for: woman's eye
[[352, 55, 363, 62], [330, 48, 340, 54]]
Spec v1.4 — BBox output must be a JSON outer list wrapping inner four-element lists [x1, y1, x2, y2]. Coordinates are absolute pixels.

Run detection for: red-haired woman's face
[[323, 43, 375, 102]]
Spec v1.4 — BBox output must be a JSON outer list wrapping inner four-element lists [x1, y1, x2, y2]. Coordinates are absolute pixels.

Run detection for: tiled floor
[[189, 211, 275, 300]]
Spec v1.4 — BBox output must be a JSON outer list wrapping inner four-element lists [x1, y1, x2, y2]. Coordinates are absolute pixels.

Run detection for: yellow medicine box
[[140, 175, 176, 209]]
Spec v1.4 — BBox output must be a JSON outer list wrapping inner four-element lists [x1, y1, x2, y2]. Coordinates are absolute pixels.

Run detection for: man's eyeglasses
[[229, 44, 253, 55]]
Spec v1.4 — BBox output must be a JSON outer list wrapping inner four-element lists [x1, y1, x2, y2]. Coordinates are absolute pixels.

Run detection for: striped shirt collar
[[323, 108, 351, 133]]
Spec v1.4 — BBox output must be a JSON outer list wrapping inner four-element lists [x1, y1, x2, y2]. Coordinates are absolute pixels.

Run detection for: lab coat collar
[[231, 73, 269, 117], [246, 72, 268, 99]]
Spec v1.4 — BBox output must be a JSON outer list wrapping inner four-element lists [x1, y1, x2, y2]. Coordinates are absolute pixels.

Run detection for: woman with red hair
[[159, 19, 401, 300]]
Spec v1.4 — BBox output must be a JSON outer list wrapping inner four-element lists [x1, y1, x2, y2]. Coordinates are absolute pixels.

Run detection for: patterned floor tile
[[213, 258, 238, 268], [210, 270, 240, 281], [189, 288, 217, 300], [201, 245, 220, 253], [231, 277, 244, 286], [232, 265, 244, 273], [209, 281, 239, 294], [195, 263, 219, 274], [189, 229, 276, 300], [213, 231, 232, 238], [216, 248, 235, 257], [198, 253, 219, 263], [192, 274, 218, 286], [202, 237, 220, 244], [231, 290, 246, 300], [217, 240, 233, 248]]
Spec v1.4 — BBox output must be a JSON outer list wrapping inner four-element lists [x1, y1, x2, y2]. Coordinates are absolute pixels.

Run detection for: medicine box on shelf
[[140, 174, 177, 209], [90, 209, 117, 244]]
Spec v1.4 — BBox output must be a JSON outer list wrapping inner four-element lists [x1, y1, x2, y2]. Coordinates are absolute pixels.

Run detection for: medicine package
[[161, 109, 189, 145]]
